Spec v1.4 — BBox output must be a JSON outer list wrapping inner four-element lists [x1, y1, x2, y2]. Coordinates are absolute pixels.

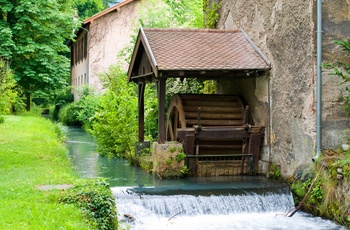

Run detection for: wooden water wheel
[[166, 94, 246, 142], [165, 94, 264, 176]]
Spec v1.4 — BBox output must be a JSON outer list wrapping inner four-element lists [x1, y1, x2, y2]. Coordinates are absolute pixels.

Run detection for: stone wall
[[216, 0, 350, 177]]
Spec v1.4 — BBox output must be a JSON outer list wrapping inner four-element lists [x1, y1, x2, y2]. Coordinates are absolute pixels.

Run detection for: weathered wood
[[186, 119, 243, 127], [158, 78, 166, 143], [185, 134, 195, 155], [138, 83, 145, 142], [248, 133, 263, 172], [184, 106, 242, 113], [165, 94, 264, 176], [185, 112, 243, 120]]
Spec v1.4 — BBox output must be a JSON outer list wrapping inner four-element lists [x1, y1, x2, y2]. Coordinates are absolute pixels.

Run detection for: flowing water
[[65, 127, 345, 230]]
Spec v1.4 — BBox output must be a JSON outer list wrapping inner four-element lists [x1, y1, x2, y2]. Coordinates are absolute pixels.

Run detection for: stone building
[[70, 0, 142, 100], [215, 0, 350, 176]]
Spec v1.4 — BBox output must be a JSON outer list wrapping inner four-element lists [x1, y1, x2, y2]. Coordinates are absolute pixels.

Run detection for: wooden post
[[158, 78, 166, 143], [138, 83, 145, 142], [248, 133, 262, 172]]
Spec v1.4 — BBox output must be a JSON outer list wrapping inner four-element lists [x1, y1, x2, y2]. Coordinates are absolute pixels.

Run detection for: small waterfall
[[113, 187, 294, 217], [113, 186, 345, 230]]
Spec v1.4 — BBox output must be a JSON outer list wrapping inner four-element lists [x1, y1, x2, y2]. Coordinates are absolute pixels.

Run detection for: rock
[[341, 144, 349, 151], [124, 214, 135, 222], [337, 168, 343, 174]]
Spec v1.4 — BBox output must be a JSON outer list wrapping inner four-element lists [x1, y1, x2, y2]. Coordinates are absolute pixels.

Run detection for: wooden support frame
[[157, 78, 166, 143], [138, 83, 145, 142], [177, 126, 264, 174]]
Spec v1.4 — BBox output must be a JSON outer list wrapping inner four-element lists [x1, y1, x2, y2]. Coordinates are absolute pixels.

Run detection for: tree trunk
[[26, 92, 31, 111]]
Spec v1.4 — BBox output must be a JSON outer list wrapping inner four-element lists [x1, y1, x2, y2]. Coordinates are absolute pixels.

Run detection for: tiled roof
[[83, 0, 134, 24], [142, 28, 270, 71]]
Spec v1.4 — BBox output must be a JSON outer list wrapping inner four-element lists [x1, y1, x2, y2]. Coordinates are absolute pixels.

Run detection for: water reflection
[[64, 126, 155, 187]]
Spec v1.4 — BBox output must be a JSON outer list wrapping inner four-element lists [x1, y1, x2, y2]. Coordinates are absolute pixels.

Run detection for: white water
[[112, 187, 345, 230]]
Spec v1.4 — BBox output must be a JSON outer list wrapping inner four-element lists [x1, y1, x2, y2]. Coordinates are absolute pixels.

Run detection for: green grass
[[0, 115, 90, 229]]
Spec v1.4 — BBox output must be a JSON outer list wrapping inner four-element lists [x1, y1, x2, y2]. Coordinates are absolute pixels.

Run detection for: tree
[[0, 59, 23, 114], [73, 0, 104, 20], [102, 0, 120, 8], [0, 0, 75, 110]]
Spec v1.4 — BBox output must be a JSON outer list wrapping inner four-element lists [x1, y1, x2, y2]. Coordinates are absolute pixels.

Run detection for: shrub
[[0, 59, 23, 114], [60, 178, 118, 230], [92, 64, 138, 157], [58, 102, 82, 126], [0, 115, 4, 124]]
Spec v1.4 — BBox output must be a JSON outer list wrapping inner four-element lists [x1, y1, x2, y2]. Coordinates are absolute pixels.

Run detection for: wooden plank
[[186, 119, 243, 126], [184, 106, 243, 113], [183, 101, 239, 107], [185, 112, 243, 120], [179, 94, 241, 102]]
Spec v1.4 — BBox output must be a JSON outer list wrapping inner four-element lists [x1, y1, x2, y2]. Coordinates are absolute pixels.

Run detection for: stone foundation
[[152, 142, 186, 179]]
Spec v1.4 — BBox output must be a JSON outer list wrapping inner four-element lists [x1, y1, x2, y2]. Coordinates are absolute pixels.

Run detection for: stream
[[64, 126, 345, 230]]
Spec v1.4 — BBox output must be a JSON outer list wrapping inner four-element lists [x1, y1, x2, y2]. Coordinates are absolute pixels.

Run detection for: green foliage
[[269, 163, 281, 179], [166, 157, 173, 165], [60, 178, 118, 230], [92, 64, 138, 157], [203, 0, 221, 29], [180, 165, 189, 175], [0, 0, 76, 109], [51, 87, 74, 121], [324, 38, 350, 115], [162, 0, 204, 28], [102, 0, 120, 8], [0, 59, 23, 114], [175, 152, 186, 162], [58, 102, 82, 126], [73, 0, 104, 20], [0, 116, 4, 124], [144, 84, 158, 140], [166, 78, 204, 106], [57, 86, 99, 129]]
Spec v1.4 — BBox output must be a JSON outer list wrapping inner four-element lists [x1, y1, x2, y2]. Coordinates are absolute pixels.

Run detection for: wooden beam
[[158, 78, 166, 143], [138, 83, 145, 142], [248, 133, 262, 172]]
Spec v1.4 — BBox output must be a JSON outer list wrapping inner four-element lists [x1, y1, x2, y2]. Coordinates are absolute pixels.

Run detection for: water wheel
[[166, 94, 246, 142]]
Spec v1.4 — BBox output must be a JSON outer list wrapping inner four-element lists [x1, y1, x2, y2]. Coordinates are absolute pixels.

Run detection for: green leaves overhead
[[0, 0, 76, 107]]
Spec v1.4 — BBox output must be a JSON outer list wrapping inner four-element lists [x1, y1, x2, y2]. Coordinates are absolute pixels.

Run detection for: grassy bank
[[290, 150, 350, 228], [0, 115, 107, 229]]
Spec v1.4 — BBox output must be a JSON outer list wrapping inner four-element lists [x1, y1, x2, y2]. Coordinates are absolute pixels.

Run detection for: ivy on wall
[[203, 0, 221, 29]]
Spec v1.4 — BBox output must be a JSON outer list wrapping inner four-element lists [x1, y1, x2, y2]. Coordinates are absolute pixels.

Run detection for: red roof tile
[[142, 28, 270, 71]]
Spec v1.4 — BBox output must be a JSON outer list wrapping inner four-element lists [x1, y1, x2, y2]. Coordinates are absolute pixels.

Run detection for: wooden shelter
[[127, 28, 271, 175]]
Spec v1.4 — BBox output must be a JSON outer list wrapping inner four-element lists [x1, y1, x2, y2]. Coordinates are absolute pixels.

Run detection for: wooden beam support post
[[158, 78, 166, 143], [248, 133, 262, 172], [138, 83, 145, 142]]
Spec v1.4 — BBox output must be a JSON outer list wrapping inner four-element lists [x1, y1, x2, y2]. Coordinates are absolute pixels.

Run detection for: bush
[[0, 115, 4, 124], [76, 94, 100, 130], [0, 59, 23, 114], [92, 64, 138, 157], [58, 102, 82, 126], [60, 178, 118, 230]]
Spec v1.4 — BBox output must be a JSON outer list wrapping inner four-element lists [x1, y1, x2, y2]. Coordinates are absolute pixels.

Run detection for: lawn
[[0, 115, 90, 229]]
